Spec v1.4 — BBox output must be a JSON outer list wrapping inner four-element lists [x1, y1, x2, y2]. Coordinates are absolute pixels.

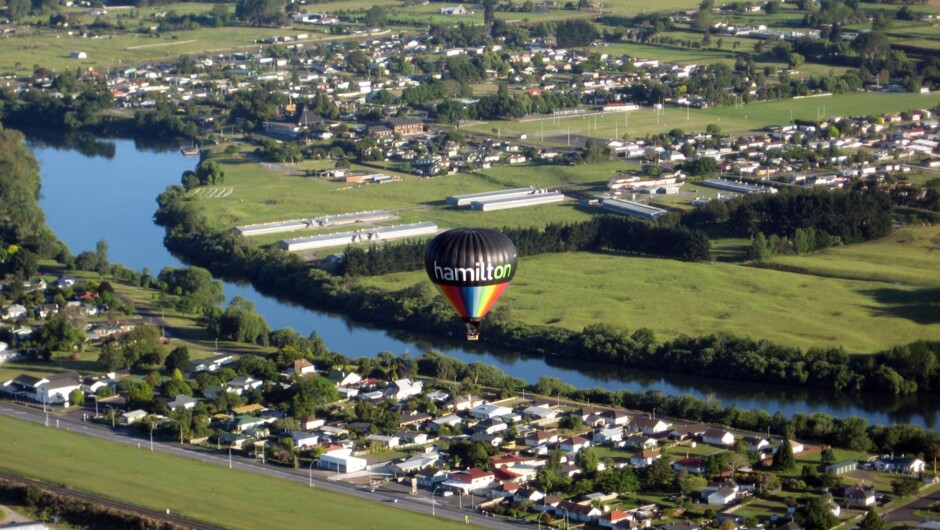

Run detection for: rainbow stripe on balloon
[[435, 283, 510, 321]]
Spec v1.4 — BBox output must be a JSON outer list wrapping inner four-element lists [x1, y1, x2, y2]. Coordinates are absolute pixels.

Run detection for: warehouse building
[[448, 187, 535, 207], [278, 222, 438, 252], [470, 192, 565, 211], [701, 178, 778, 194], [600, 198, 668, 221]]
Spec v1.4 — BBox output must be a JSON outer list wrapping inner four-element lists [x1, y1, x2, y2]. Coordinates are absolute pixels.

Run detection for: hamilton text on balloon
[[431, 260, 513, 283]]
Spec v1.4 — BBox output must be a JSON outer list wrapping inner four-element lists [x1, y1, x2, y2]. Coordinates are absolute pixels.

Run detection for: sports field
[[463, 92, 940, 143], [0, 415, 475, 530], [358, 225, 940, 353]]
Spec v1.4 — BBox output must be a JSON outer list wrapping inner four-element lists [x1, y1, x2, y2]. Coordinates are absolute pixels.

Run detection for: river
[[29, 133, 940, 429]]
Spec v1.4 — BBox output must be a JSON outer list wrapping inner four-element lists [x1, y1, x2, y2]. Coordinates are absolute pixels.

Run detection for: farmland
[[358, 224, 940, 353]]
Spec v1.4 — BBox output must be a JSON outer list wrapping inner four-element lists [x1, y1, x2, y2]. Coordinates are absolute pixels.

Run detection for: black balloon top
[[424, 228, 518, 287]]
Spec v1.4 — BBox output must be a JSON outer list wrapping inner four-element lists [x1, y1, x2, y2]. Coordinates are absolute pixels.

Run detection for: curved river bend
[[30, 134, 939, 429]]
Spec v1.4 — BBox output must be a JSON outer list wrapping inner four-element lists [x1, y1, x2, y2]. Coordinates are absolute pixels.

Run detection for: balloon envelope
[[424, 228, 517, 339]]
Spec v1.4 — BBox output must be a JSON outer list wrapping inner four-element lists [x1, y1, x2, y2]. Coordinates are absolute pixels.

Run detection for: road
[[884, 486, 940, 524], [0, 401, 519, 529]]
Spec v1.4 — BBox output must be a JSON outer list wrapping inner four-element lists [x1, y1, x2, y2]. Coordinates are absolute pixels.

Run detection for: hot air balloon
[[424, 228, 517, 341]]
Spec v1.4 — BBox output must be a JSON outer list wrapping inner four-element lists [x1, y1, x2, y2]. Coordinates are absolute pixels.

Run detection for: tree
[[820, 447, 835, 464], [363, 5, 388, 28], [164, 346, 191, 375], [596, 467, 640, 495], [576, 447, 599, 477], [858, 509, 886, 530], [95, 239, 109, 275], [644, 456, 675, 492], [195, 160, 225, 186], [773, 438, 796, 471], [69, 388, 85, 407], [37, 315, 86, 353], [891, 477, 920, 498], [788, 53, 805, 69], [798, 496, 838, 530]]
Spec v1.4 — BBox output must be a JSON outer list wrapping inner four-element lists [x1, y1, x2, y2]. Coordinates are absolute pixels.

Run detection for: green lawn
[[358, 224, 940, 353], [462, 92, 940, 144], [766, 225, 940, 288], [0, 415, 475, 530]]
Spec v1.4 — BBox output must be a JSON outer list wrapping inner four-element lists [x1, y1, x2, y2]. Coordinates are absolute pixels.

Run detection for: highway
[[0, 402, 520, 530]]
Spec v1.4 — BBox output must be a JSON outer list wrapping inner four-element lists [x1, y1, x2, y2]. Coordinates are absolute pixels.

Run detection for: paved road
[[0, 402, 520, 530], [884, 486, 940, 524]]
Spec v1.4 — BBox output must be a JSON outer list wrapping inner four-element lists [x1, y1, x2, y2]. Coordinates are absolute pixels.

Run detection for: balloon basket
[[465, 322, 481, 341]]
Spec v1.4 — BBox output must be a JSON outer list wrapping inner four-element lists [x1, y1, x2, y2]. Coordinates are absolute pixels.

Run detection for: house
[[120, 409, 148, 425], [875, 456, 926, 474], [513, 488, 545, 503], [327, 370, 361, 387], [555, 500, 602, 522], [673, 456, 707, 474], [594, 427, 624, 444], [226, 376, 262, 395], [384, 379, 423, 402], [630, 418, 670, 435], [398, 410, 433, 428], [166, 394, 198, 411], [299, 416, 325, 430], [532, 495, 562, 513], [743, 435, 770, 452], [560, 436, 591, 453], [2, 373, 82, 405], [416, 468, 449, 488], [430, 414, 463, 431], [843, 484, 875, 507], [469, 403, 512, 420], [187, 354, 234, 375], [387, 118, 424, 136], [600, 510, 634, 528], [287, 359, 316, 376], [3, 304, 28, 320], [523, 405, 560, 421], [525, 430, 559, 448], [702, 428, 735, 447], [630, 450, 662, 467], [473, 418, 508, 435], [365, 434, 400, 448], [442, 468, 494, 493], [450, 394, 484, 411], [284, 430, 320, 449], [704, 485, 737, 505], [440, 4, 469, 15], [393, 453, 439, 474]]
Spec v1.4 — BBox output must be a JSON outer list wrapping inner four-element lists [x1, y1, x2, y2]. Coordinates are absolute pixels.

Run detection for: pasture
[[193, 152, 609, 233], [463, 92, 940, 144], [358, 224, 940, 353], [0, 416, 473, 530]]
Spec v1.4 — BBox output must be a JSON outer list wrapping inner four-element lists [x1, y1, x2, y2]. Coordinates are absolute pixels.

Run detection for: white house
[[702, 428, 735, 447], [166, 394, 198, 410], [384, 379, 423, 402], [469, 404, 512, 420], [630, 418, 670, 434], [560, 436, 591, 453], [286, 430, 320, 449], [843, 484, 876, 507], [704, 485, 737, 505], [875, 456, 926, 474], [120, 409, 148, 425], [442, 468, 494, 493]]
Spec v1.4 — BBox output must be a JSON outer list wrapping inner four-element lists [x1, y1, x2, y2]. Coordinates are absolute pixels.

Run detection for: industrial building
[[701, 178, 778, 194], [447, 187, 535, 207], [278, 222, 438, 252], [600, 198, 668, 221], [234, 219, 312, 237], [234, 210, 391, 237], [318, 454, 368, 474], [470, 192, 566, 211]]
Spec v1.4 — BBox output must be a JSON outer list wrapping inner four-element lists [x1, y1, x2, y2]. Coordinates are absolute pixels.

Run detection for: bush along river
[[29, 132, 940, 429]]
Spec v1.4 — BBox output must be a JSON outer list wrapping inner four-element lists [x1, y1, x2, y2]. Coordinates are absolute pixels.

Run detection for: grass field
[[193, 152, 604, 233], [463, 92, 940, 143], [357, 225, 940, 353], [0, 415, 474, 530]]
